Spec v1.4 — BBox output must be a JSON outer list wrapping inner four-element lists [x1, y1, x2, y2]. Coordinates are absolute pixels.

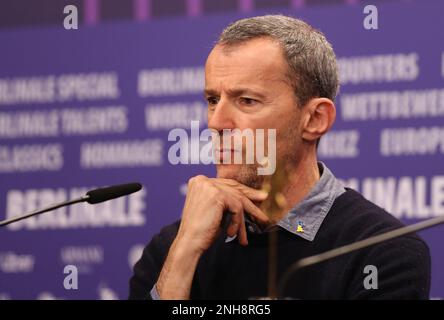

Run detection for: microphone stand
[[268, 229, 278, 299], [0, 182, 142, 228], [277, 214, 444, 298], [0, 195, 90, 227]]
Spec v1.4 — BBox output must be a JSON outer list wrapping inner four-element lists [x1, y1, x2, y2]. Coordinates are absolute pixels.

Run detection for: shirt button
[[248, 225, 255, 233]]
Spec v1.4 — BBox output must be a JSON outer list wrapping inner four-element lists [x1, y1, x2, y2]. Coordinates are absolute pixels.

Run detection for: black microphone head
[[85, 182, 142, 204]]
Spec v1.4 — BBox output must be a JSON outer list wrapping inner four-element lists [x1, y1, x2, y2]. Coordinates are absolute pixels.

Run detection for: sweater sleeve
[[344, 236, 431, 300], [128, 224, 178, 300]]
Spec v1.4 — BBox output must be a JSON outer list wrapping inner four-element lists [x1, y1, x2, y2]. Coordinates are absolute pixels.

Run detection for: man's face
[[205, 37, 305, 188]]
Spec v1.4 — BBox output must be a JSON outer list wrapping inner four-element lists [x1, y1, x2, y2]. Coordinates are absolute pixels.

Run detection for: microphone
[[85, 182, 142, 204], [0, 182, 143, 227], [277, 214, 444, 298]]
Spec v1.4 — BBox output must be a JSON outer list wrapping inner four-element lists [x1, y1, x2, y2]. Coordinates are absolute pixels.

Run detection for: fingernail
[[259, 191, 268, 198]]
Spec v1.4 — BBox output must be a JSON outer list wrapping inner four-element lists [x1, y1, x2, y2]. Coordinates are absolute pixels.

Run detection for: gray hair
[[217, 15, 339, 107]]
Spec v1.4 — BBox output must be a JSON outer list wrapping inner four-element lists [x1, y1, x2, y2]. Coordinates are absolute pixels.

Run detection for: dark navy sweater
[[129, 189, 431, 299]]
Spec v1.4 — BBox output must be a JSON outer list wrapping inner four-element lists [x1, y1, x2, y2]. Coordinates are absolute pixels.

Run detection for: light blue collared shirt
[[150, 162, 345, 299], [228, 161, 346, 242]]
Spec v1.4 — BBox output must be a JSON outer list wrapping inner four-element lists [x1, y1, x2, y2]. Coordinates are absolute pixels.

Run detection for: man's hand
[[156, 175, 269, 299], [177, 175, 269, 251]]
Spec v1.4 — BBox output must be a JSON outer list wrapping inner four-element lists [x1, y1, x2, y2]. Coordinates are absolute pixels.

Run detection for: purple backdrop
[[0, 0, 443, 299]]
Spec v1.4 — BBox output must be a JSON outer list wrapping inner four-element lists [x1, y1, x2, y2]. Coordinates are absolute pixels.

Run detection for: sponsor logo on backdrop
[[0, 251, 35, 273], [60, 246, 104, 274]]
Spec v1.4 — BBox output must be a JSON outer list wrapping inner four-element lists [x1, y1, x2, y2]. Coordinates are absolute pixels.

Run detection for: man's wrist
[[173, 234, 206, 257], [156, 237, 203, 299]]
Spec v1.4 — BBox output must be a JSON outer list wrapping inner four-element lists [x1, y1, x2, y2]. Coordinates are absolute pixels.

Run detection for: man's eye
[[206, 97, 219, 105], [240, 97, 257, 106]]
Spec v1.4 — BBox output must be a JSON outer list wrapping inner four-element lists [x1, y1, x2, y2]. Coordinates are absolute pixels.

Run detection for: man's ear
[[301, 98, 336, 142]]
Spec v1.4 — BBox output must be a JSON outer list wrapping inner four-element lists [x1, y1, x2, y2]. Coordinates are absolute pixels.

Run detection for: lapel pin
[[296, 220, 305, 233]]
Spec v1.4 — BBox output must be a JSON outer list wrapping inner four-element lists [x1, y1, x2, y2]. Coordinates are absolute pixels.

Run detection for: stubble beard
[[215, 139, 300, 190], [216, 163, 264, 189], [214, 112, 301, 189]]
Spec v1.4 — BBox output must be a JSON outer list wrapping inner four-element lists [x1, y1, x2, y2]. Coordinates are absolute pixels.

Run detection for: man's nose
[[207, 98, 236, 132]]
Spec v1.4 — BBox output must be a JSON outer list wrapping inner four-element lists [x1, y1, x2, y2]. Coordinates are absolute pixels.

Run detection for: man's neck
[[276, 155, 321, 221]]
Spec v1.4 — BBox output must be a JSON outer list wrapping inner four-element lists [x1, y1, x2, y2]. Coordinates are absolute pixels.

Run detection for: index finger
[[215, 178, 268, 200]]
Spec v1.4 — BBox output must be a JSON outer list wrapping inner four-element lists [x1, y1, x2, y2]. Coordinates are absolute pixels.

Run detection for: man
[[129, 15, 430, 299]]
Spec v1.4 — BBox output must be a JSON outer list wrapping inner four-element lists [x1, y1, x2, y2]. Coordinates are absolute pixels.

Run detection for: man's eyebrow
[[204, 89, 218, 97], [204, 88, 266, 99], [227, 88, 266, 99]]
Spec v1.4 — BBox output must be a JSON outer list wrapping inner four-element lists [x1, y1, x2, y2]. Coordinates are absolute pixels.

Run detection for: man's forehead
[[207, 38, 284, 63], [205, 39, 289, 85]]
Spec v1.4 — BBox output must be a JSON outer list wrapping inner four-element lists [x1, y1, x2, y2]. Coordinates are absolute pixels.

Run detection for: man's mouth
[[214, 149, 242, 163]]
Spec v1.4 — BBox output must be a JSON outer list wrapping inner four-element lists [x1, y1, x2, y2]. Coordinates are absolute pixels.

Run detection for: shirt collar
[[225, 161, 345, 243]]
